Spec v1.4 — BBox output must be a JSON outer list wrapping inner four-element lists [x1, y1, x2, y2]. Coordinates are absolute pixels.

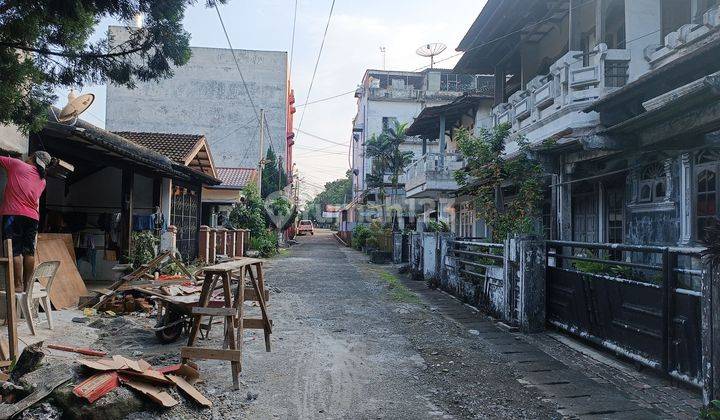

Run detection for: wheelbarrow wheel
[[155, 310, 184, 344]]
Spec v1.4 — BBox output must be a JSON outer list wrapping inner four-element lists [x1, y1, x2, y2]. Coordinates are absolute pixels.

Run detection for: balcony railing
[[646, 6, 720, 68], [405, 152, 464, 198], [493, 43, 631, 135]]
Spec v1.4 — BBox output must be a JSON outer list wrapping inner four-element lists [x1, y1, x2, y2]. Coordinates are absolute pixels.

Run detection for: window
[[697, 169, 717, 241], [458, 208, 476, 238], [382, 117, 397, 132], [695, 149, 720, 240], [541, 201, 552, 240], [639, 163, 667, 203], [440, 73, 460, 91]]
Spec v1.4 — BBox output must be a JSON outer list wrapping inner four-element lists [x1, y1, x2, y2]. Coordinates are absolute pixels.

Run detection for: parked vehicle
[[297, 220, 314, 235]]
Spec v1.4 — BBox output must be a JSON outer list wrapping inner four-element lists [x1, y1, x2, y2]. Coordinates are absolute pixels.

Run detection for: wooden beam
[[4, 240, 17, 360], [120, 168, 134, 260], [180, 347, 242, 362]]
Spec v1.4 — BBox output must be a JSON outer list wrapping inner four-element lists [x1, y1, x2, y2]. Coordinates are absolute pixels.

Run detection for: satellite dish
[[55, 89, 95, 125], [416, 42, 447, 69]]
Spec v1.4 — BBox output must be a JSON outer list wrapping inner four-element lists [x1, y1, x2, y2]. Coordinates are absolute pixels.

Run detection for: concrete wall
[[625, 0, 662, 81], [106, 26, 288, 169]]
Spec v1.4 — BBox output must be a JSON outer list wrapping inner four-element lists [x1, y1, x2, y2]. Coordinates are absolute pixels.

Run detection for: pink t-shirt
[[0, 156, 46, 221]]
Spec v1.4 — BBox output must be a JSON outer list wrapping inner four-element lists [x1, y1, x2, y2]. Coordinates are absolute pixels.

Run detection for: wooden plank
[[37, 233, 76, 261], [180, 347, 242, 362], [191, 307, 236, 317], [121, 377, 178, 408], [4, 239, 17, 360], [167, 374, 212, 407], [243, 287, 269, 301], [243, 318, 273, 329], [202, 258, 263, 273], [36, 238, 88, 309], [88, 251, 170, 309]]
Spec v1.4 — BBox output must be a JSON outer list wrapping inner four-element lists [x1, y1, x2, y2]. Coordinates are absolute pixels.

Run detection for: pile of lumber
[[74, 355, 211, 408]]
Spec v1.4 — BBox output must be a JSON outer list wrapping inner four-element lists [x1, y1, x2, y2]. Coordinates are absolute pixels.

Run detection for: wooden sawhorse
[[181, 258, 271, 389]]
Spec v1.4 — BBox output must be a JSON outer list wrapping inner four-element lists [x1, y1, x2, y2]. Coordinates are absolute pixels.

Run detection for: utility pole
[[257, 109, 265, 192], [379, 46, 386, 70]]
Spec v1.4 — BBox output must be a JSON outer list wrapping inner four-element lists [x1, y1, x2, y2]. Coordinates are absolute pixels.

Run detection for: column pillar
[[120, 168, 134, 261], [680, 153, 692, 244], [227, 230, 236, 258], [438, 114, 446, 168], [702, 262, 720, 405], [494, 66, 506, 106], [199, 225, 209, 263], [208, 228, 217, 263], [569, 0, 583, 51]]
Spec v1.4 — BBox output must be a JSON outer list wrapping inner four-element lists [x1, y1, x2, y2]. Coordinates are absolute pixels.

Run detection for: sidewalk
[[398, 273, 703, 419]]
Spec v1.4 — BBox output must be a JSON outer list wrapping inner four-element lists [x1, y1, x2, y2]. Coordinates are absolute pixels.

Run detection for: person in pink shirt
[[0, 151, 51, 290]]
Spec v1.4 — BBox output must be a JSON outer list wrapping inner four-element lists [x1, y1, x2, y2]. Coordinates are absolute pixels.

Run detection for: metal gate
[[546, 240, 704, 386], [171, 186, 199, 261]]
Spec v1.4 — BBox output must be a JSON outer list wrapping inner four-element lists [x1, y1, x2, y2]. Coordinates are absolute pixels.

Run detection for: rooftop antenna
[[379, 46, 387, 70], [416, 42, 446, 69], [51, 89, 95, 126]]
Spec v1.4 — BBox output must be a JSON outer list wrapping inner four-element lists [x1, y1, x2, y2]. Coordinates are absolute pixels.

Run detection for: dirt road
[[190, 229, 557, 419]]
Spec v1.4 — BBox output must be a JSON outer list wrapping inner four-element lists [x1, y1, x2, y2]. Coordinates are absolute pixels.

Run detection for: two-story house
[[455, 0, 720, 247], [345, 68, 487, 229], [450, 0, 720, 390]]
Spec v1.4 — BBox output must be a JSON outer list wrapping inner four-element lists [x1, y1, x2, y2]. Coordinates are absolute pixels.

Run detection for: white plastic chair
[[8, 261, 60, 335]]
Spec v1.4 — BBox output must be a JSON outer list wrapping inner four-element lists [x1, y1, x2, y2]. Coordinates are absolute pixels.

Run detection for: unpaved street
[[166, 229, 559, 419]]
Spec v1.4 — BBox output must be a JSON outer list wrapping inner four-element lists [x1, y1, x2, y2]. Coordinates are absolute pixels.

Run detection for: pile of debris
[[0, 340, 213, 419], [74, 355, 210, 408]]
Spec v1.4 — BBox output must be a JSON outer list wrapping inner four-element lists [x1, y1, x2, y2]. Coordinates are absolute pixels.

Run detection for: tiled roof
[[213, 167, 257, 189], [113, 132, 204, 163]]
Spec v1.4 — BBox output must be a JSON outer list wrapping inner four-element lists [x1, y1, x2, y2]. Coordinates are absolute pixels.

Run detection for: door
[[171, 186, 199, 261]]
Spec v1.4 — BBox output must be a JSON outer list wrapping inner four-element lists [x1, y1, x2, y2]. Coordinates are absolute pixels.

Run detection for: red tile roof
[[212, 167, 257, 189], [113, 132, 204, 164]]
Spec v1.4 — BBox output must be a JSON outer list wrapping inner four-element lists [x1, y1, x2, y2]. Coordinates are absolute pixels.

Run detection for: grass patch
[[378, 271, 422, 304]]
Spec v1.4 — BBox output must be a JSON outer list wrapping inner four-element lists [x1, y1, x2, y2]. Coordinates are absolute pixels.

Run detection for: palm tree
[[365, 122, 414, 227]]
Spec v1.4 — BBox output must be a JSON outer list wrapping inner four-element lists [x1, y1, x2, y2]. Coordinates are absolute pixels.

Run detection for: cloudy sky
[[55, 0, 487, 201]]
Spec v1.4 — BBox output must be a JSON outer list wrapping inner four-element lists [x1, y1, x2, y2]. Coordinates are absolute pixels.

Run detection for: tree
[[0, 0, 227, 134], [260, 147, 288, 198], [364, 121, 413, 226], [306, 171, 352, 221], [454, 124, 543, 242]]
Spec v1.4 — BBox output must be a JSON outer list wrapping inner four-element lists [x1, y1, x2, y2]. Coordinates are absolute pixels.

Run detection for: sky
[[54, 0, 487, 201]]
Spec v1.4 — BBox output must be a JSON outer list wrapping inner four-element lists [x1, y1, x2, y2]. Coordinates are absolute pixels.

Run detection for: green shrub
[[425, 220, 449, 233], [366, 220, 391, 251], [351, 224, 371, 250], [250, 230, 278, 258], [129, 231, 159, 267]]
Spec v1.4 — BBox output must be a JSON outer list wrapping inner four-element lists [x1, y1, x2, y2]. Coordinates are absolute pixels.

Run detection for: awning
[[406, 94, 491, 139]]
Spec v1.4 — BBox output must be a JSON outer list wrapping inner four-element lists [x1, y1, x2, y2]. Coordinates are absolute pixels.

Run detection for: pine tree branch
[[0, 42, 150, 59]]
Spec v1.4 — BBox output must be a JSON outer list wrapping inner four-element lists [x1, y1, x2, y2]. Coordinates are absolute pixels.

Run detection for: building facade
[[454, 0, 720, 248], [105, 26, 290, 171], [346, 68, 492, 228]]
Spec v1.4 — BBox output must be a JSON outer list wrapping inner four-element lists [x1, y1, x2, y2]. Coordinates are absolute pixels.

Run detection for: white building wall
[[106, 26, 288, 169], [625, 0, 662, 82]]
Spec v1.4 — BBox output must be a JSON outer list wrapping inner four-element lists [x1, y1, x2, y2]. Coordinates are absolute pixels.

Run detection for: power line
[[289, 0, 299, 76], [294, 89, 356, 107], [295, 128, 349, 146], [214, 3, 277, 156], [295, 0, 336, 143]]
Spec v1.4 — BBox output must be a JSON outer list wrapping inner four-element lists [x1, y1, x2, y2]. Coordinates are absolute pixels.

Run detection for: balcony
[[405, 153, 464, 199], [646, 6, 720, 69], [368, 87, 421, 101], [492, 43, 631, 142]]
